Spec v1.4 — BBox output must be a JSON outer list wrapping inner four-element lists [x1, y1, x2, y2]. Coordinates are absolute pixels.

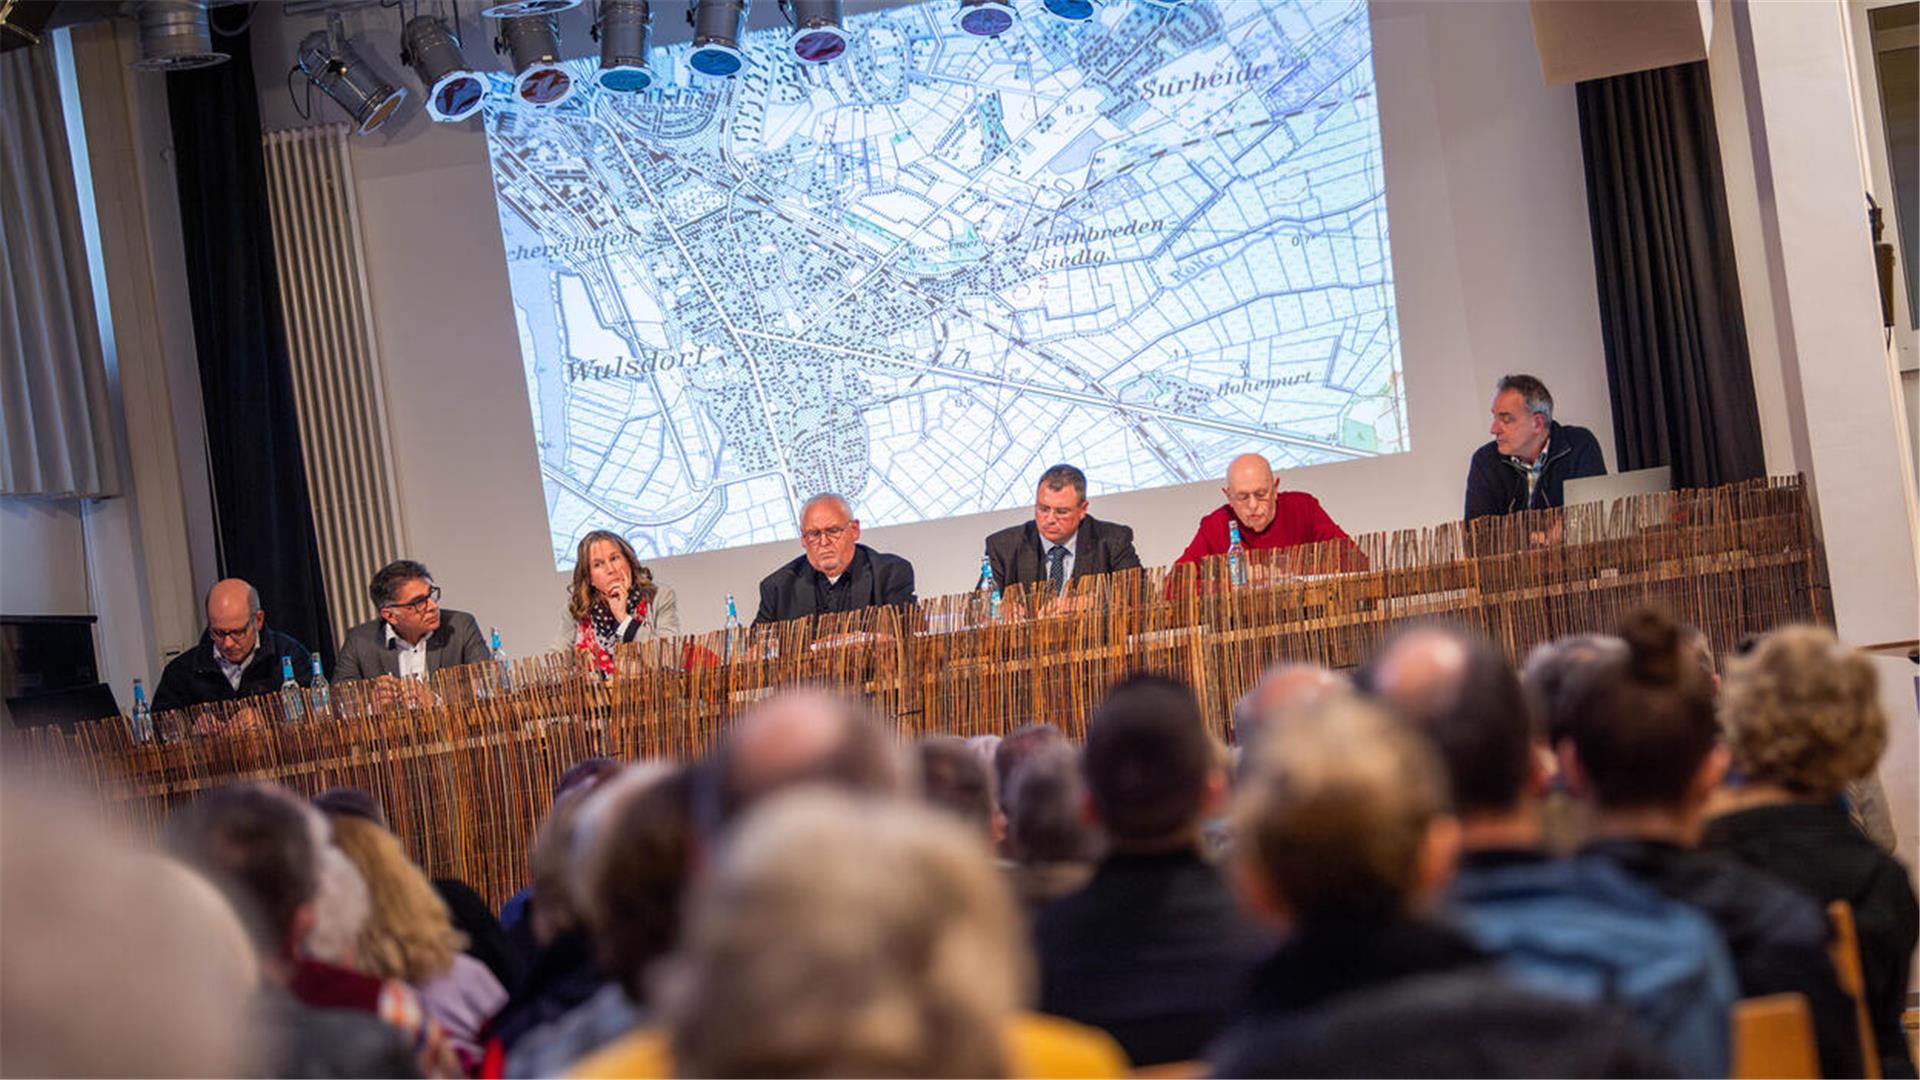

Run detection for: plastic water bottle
[[308, 655, 331, 716], [490, 627, 511, 690], [723, 594, 741, 662], [979, 555, 1002, 620], [1227, 519, 1249, 588], [128, 677, 154, 743], [280, 656, 305, 722]]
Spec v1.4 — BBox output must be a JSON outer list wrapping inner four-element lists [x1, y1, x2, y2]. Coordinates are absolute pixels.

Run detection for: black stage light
[[781, 0, 845, 64], [955, 0, 1014, 38], [496, 13, 575, 105], [129, 0, 229, 71], [478, 0, 582, 16], [686, 0, 748, 77], [403, 14, 486, 122], [595, 0, 655, 91], [298, 16, 408, 134]]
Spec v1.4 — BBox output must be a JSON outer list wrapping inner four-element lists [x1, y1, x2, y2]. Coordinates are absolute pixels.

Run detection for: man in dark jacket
[[1464, 374, 1607, 519], [1207, 698, 1668, 1078], [152, 579, 313, 714], [333, 560, 490, 683], [1032, 676, 1270, 1066], [753, 494, 915, 625], [983, 464, 1140, 594]]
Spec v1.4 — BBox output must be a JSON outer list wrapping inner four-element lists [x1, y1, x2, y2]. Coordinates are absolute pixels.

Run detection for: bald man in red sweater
[[1173, 454, 1365, 572]]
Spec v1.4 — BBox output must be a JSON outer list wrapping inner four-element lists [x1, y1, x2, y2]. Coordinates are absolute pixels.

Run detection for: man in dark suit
[[334, 560, 490, 684], [983, 464, 1140, 595], [753, 494, 915, 626], [152, 578, 314, 713]]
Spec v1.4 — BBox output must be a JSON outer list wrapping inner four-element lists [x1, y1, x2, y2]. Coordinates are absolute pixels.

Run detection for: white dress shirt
[[385, 623, 430, 679], [216, 645, 261, 690]]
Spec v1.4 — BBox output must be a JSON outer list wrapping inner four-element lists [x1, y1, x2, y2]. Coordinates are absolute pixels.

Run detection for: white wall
[[244, 0, 1613, 648]]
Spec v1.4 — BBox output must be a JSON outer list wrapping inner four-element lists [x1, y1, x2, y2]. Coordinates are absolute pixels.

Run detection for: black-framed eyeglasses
[[800, 523, 854, 546], [385, 585, 442, 612], [208, 622, 256, 643]]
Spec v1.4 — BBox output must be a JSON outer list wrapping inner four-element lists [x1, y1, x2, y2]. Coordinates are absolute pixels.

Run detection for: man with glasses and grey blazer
[[334, 559, 490, 684]]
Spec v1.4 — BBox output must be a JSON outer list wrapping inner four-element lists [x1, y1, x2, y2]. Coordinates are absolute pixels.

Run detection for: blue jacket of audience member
[[1446, 850, 1738, 1078], [1464, 420, 1607, 519]]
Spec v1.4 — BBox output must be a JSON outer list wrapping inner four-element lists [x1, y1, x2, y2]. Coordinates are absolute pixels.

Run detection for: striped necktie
[[1047, 545, 1068, 594]]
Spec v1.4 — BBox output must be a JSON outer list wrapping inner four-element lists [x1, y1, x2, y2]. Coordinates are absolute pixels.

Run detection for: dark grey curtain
[[166, 27, 336, 670], [1577, 61, 1766, 488], [0, 45, 122, 498]]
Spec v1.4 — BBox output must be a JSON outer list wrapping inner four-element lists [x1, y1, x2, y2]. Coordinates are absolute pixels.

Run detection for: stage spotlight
[[129, 0, 229, 72], [595, 0, 655, 91], [780, 0, 845, 64], [955, 0, 1015, 38], [686, 0, 748, 77], [297, 18, 408, 135], [1041, 0, 1097, 20], [496, 14, 575, 105], [478, 0, 582, 16], [403, 15, 486, 122]]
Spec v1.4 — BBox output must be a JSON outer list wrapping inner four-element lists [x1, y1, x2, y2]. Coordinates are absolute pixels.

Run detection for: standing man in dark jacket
[[152, 578, 313, 714], [1464, 374, 1607, 519], [983, 464, 1140, 596], [753, 494, 915, 626]]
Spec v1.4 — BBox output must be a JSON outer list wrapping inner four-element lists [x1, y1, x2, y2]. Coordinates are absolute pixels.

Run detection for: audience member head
[[965, 733, 1002, 772], [798, 493, 861, 578], [711, 686, 904, 829], [569, 530, 656, 623], [1222, 453, 1279, 532], [368, 559, 442, 647], [163, 782, 318, 977], [326, 814, 464, 984], [1722, 625, 1886, 798], [1679, 623, 1719, 694], [1232, 697, 1455, 928], [1033, 464, 1090, 546], [303, 809, 372, 968], [573, 765, 694, 1001], [1082, 674, 1220, 853], [1368, 625, 1536, 819], [663, 790, 1024, 1077], [205, 578, 265, 666], [313, 786, 387, 828], [993, 723, 1067, 805], [4, 778, 256, 1077], [915, 736, 999, 842], [556, 756, 622, 804], [1231, 662, 1350, 769], [1003, 745, 1101, 865], [1521, 633, 1626, 745], [1558, 609, 1724, 816], [1490, 373, 1553, 462]]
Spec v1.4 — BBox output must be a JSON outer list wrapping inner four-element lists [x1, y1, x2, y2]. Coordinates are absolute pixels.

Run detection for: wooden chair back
[[1731, 993, 1818, 1079], [1828, 899, 1881, 1080]]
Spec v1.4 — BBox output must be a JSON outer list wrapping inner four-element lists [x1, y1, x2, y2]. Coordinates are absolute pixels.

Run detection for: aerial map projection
[[484, 0, 1406, 567]]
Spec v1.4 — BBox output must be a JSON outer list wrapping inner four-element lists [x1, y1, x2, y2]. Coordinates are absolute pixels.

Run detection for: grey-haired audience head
[[1368, 625, 1535, 817]]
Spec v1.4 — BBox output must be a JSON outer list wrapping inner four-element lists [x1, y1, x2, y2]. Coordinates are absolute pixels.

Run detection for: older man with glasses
[[1173, 453, 1363, 576], [752, 494, 916, 626], [334, 559, 491, 691], [151, 578, 315, 713]]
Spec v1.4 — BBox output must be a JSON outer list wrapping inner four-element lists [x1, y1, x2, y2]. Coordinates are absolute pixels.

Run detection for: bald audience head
[[1223, 454, 1279, 532], [714, 687, 903, 827], [205, 578, 265, 665], [1231, 663, 1350, 770], [1368, 625, 1534, 819]]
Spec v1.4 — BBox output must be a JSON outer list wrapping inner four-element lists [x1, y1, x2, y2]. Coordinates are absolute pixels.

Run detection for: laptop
[[1564, 466, 1671, 506]]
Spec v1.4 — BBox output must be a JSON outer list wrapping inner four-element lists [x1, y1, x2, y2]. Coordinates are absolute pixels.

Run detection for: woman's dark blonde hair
[[326, 814, 464, 984], [568, 530, 657, 623]]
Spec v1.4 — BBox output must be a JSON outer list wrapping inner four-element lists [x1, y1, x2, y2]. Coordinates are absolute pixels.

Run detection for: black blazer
[[752, 544, 916, 626], [983, 515, 1141, 590], [151, 628, 314, 713]]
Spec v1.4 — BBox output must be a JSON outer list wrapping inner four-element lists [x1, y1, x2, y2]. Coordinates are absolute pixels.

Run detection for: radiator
[[260, 124, 405, 655]]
